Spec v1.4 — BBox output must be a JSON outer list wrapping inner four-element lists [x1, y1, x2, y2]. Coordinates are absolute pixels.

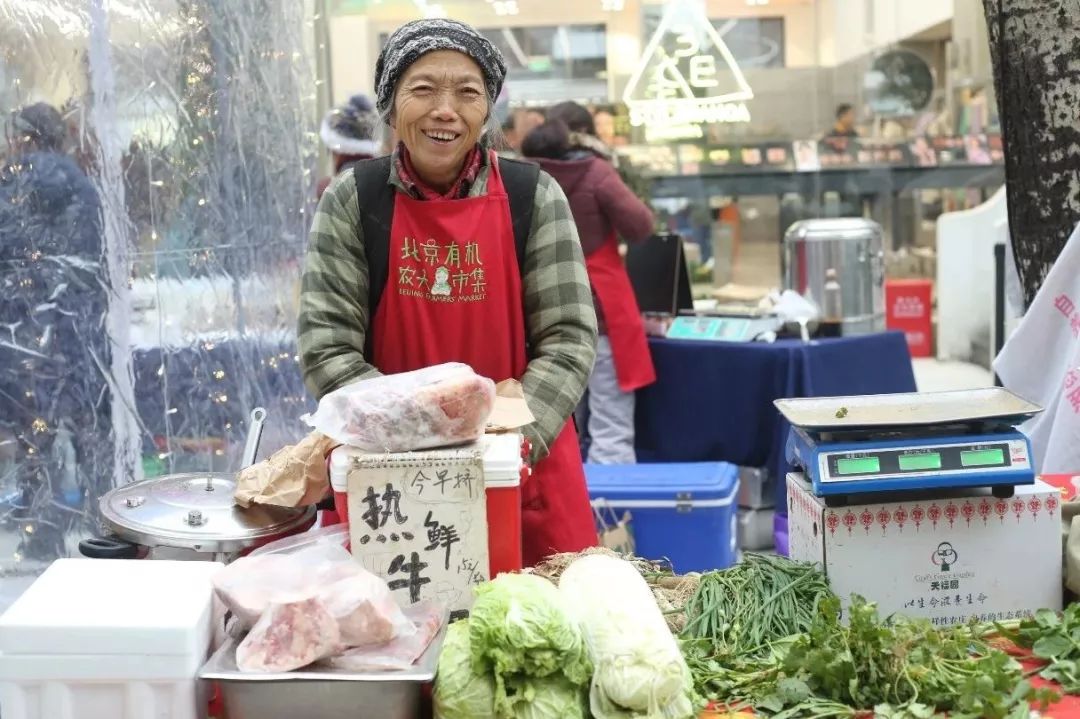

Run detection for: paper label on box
[[347, 450, 490, 614], [787, 474, 1062, 627]]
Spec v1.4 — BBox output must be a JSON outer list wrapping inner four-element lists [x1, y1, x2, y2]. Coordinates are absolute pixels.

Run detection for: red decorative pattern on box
[[961, 501, 975, 526], [911, 505, 925, 529], [894, 506, 908, 531], [944, 502, 959, 528], [928, 503, 942, 528]]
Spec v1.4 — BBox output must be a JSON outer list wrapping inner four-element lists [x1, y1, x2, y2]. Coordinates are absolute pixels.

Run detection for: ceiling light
[[602, 0, 625, 10], [493, 1, 519, 15]]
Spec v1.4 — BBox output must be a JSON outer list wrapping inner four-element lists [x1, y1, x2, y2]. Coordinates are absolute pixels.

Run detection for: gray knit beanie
[[375, 19, 507, 119]]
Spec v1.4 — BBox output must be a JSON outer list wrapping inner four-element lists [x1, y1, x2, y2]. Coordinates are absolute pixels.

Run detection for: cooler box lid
[[330, 433, 523, 492], [585, 463, 739, 507], [0, 559, 220, 659]]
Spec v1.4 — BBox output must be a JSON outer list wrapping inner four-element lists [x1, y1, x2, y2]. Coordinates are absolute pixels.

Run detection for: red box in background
[[886, 279, 933, 357]]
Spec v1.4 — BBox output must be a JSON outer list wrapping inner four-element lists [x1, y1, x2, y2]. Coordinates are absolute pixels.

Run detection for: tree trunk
[[982, 0, 1080, 306]]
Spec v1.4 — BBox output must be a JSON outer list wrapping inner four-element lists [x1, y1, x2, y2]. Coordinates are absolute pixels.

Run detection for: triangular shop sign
[[624, 0, 754, 128]]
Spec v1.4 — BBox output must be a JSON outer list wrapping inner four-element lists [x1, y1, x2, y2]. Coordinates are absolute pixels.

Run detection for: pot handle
[[79, 536, 141, 559]]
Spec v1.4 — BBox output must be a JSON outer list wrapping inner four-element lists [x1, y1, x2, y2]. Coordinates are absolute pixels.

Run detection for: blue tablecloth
[[635, 332, 917, 513]]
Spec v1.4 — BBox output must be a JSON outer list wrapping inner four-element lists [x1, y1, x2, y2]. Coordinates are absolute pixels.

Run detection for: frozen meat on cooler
[[302, 362, 496, 452]]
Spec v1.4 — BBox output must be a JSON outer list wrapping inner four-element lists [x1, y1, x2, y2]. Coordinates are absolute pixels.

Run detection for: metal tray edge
[[200, 625, 444, 683]]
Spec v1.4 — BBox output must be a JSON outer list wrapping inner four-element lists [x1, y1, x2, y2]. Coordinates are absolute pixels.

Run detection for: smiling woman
[[394, 50, 490, 193], [298, 18, 601, 567]]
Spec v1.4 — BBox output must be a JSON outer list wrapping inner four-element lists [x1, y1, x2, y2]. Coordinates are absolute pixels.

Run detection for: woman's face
[[393, 50, 488, 191], [594, 111, 615, 143]]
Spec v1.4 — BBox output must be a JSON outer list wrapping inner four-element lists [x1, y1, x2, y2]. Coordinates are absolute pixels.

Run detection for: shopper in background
[[299, 19, 598, 565], [592, 106, 625, 149], [317, 94, 379, 198], [501, 107, 546, 156], [827, 103, 859, 139], [1, 103, 106, 559], [523, 101, 656, 465]]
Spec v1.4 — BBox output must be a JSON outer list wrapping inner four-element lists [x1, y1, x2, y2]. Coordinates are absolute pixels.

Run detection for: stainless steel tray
[[200, 626, 445, 719], [774, 388, 1042, 430]]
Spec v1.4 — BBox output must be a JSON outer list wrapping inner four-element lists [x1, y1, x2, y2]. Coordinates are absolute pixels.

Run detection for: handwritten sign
[[346, 447, 490, 614]]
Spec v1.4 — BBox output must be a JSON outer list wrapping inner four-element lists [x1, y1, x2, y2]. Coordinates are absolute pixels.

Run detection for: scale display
[[824, 442, 1013, 481], [787, 428, 1035, 498]]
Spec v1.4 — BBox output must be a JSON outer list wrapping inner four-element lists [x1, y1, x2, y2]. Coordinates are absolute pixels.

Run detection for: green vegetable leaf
[[1034, 608, 1062, 630], [906, 702, 935, 718], [1033, 634, 1073, 659], [775, 677, 810, 704]]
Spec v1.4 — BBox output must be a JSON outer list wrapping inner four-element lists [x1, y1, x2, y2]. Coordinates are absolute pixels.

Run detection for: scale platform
[[775, 389, 1042, 505]]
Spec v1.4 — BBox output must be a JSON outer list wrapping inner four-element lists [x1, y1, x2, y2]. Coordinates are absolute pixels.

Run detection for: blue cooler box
[[585, 463, 740, 573]]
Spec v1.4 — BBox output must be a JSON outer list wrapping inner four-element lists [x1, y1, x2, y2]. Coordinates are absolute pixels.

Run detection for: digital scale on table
[[665, 309, 783, 343], [775, 388, 1043, 506]]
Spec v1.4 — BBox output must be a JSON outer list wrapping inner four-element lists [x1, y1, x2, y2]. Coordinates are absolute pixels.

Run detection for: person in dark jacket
[[316, 94, 379, 198], [1, 103, 106, 559], [522, 101, 655, 464]]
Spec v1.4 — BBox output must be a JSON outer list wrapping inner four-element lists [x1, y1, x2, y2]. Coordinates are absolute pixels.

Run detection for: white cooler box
[[0, 559, 222, 719]]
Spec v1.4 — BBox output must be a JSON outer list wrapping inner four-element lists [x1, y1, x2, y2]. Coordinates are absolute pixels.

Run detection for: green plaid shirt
[[298, 151, 598, 461]]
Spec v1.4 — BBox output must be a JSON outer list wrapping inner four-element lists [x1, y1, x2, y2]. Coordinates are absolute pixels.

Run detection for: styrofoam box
[[0, 559, 222, 719], [787, 474, 1062, 627]]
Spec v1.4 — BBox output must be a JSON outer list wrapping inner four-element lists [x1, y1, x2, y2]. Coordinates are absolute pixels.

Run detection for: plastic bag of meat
[[213, 543, 354, 631], [236, 595, 342, 672], [301, 363, 497, 453], [316, 565, 416, 647], [327, 602, 446, 672]]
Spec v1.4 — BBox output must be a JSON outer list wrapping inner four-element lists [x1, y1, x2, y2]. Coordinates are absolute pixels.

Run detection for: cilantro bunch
[[998, 604, 1080, 692], [685, 595, 1057, 719]]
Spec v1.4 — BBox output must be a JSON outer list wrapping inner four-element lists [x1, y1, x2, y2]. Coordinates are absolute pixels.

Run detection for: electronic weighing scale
[[775, 388, 1042, 505], [666, 309, 783, 342]]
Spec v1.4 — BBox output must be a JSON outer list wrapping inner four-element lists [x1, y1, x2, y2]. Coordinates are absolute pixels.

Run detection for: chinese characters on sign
[[1055, 293, 1080, 337], [1064, 368, 1080, 414], [397, 236, 487, 304], [348, 450, 490, 613]]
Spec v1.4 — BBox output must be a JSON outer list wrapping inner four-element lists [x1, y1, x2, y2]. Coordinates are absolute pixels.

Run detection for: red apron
[[587, 234, 656, 392], [371, 153, 597, 567]]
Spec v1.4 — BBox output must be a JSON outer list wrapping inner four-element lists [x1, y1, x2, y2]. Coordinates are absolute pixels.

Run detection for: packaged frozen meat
[[327, 602, 445, 672], [318, 567, 415, 647], [213, 553, 309, 630], [214, 538, 413, 648], [302, 363, 496, 453], [236, 595, 342, 672]]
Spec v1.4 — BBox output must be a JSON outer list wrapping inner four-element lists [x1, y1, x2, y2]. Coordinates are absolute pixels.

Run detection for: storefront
[[323, 0, 1003, 289]]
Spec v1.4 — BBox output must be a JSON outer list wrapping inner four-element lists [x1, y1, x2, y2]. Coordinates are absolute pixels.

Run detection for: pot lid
[[99, 473, 314, 553], [784, 218, 883, 242]]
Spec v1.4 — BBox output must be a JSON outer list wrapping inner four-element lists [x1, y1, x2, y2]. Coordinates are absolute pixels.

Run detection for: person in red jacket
[[523, 101, 656, 464]]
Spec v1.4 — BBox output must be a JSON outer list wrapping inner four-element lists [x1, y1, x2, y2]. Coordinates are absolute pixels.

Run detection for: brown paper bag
[[487, 379, 535, 432], [234, 431, 339, 508]]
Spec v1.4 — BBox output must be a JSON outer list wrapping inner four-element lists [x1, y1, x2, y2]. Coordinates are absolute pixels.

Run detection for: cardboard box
[[787, 473, 1062, 627]]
